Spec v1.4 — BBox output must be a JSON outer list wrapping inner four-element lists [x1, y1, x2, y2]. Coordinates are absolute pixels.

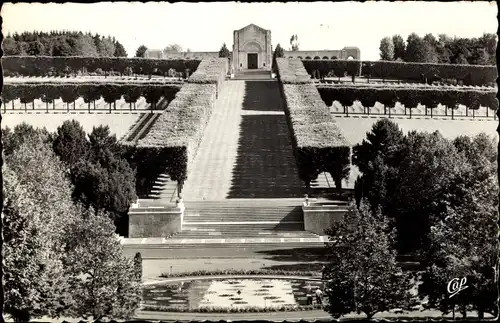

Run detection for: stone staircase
[[174, 199, 331, 240], [148, 173, 178, 202], [233, 69, 272, 80]]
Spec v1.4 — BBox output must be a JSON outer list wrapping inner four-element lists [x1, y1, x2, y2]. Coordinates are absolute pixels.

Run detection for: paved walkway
[[182, 81, 245, 200]]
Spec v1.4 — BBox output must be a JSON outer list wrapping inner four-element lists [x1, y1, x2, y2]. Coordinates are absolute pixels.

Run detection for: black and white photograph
[[0, 1, 498, 322]]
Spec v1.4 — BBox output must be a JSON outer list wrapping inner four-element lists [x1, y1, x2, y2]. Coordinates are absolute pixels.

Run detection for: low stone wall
[[129, 209, 182, 238], [302, 206, 347, 235]]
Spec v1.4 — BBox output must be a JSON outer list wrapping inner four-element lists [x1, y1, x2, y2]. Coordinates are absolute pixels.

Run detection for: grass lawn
[[1, 113, 141, 140]]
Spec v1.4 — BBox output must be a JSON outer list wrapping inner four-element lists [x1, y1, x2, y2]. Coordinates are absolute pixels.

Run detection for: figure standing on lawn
[[315, 287, 323, 306]]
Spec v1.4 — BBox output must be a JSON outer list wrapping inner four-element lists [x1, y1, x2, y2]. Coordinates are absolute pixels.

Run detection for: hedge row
[[302, 59, 498, 86], [276, 58, 351, 189], [4, 76, 184, 85], [276, 58, 313, 84], [2, 56, 201, 77], [0, 83, 181, 108], [187, 57, 230, 98], [126, 58, 228, 187], [317, 85, 499, 110]]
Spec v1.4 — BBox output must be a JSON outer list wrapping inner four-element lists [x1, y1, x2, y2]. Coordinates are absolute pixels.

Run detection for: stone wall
[[284, 47, 361, 60], [302, 206, 346, 235], [129, 209, 182, 238]]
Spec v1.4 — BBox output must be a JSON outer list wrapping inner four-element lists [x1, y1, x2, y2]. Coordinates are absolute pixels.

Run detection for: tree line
[[379, 33, 496, 65], [2, 121, 142, 322], [324, 119, 497, 319], [3, 31, 128, 57]]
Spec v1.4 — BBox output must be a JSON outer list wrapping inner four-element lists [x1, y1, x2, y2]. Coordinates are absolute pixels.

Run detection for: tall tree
[[164, 43, 183, 53], [3, 135, 78, 322], [135, 45, 148, 58], [71, 126, 136, 219], [323, 202, 416, 319], [290, 34, 300, 51], [98, 36, 116, 57], [27, 41, 45, 56], [379, 37, 395, 61], [114, 41, 128, 57], [63, 211, 141, 320], [53, 120, 90, 166], [405, 33, 438, 63], [392, 34, 406, 61], [218, 43, 230, 58]]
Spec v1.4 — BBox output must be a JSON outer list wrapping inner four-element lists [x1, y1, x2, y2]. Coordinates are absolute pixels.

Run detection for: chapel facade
[[232, 24, 272, 72], [144, 24, 361, 67]]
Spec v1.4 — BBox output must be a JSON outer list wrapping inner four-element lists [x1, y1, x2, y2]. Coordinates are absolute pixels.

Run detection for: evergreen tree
[[218, 43, 230, 58], [135, 45, 148, 58]]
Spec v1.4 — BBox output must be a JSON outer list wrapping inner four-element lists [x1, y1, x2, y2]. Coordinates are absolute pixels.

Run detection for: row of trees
[[4, 31, 127, 57], [2, 123, 142, 322], [317, 86, 498, 117], [1, 84, 181, 111], [380, 33, 496, 65], [324, 119, 498, 319]]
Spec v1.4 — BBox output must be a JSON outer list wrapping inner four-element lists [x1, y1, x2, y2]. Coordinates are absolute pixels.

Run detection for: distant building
[[144, 24, 361, 71]]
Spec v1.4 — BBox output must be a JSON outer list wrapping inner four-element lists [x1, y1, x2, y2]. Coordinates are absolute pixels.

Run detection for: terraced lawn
[[1, 113, 141, 140]]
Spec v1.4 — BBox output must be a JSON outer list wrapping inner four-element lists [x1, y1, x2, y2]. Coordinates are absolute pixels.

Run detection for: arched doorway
[[331, 56, 338, 59], [305, 56, 312, 59], [347, 56, 354, 60], [322, 56, 329, 59], [314, 56, 321, 60], [298, 56, 303, 59]]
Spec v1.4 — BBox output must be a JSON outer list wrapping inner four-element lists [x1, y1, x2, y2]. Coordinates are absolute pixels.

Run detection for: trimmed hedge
[[276, 58, 313, 84], [2, 56, 201, 77], [301, 59, 497, 86], [4, 76, 184, 85], [1, 83, 181, 108], [276, 58, 351, 188], [187, 57, 229, 97], [317, 85, 499, 110], [131, 58, 228, 185], [360, 60, 498, 86]]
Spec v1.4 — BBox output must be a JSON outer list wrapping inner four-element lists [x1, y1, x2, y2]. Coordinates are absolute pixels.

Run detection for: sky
[[1, 1, 498, 60]]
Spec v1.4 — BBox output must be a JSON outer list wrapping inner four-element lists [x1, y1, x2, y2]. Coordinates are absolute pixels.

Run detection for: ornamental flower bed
[[276, 58, 351, 189], [141, 277, 326, 313]]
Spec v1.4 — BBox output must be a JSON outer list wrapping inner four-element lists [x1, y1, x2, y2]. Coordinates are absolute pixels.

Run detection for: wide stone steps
[[123, 242, 326, 250]]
